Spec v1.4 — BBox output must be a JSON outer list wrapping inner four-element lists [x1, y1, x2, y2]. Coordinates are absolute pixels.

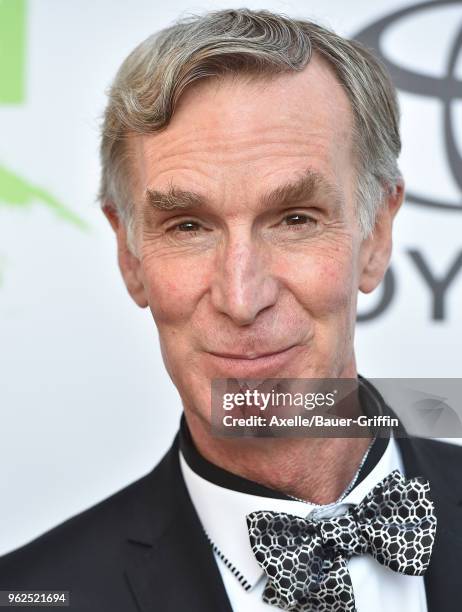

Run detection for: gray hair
[[99, 8, 402, 253]]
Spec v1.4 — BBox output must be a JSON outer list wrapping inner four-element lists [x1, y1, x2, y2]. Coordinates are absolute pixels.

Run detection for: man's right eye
[[174, 221, 201, 232]]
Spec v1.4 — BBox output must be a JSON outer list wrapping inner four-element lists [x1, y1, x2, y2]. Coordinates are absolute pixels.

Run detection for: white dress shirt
[[179, 434, 428, 612]]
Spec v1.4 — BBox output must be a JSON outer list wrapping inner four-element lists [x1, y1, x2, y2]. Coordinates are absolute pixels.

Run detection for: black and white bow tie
[[247, 470, 437, 611]]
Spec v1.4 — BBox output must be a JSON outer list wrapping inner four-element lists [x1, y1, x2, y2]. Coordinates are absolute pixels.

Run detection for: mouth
[[206, 345, 300, 377]]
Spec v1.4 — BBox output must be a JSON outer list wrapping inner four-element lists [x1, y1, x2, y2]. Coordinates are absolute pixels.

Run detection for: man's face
[[111, 56, 399, 421]]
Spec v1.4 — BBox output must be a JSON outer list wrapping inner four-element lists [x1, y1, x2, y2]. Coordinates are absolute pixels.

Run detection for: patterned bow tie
[[247, 470, 437, 611]]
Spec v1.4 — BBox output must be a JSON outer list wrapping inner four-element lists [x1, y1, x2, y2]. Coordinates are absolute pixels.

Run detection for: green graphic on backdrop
[[0, 0, 26, 103], [0, 165, 88, 228], [0, 0, 88, 282]]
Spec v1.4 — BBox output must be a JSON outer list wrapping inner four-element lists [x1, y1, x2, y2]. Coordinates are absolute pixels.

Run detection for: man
[[1, 8, 461, 612]]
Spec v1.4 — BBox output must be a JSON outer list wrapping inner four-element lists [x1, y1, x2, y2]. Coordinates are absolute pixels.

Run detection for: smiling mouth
[[209, 346, 297, 360], [206, 345, 300, 376]]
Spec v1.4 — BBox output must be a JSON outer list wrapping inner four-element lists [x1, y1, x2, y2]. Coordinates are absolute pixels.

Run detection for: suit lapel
[[123, 435, 233, 612], [395, 434, 462, 612], [362, 384, 462, 610]]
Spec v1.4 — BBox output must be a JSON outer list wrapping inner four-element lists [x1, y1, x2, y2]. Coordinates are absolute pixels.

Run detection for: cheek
[[140, 256, 209, 325], [279, 249, 357, 316]]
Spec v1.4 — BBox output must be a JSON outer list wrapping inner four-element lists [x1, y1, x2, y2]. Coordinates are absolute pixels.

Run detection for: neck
[[185, 416, 372, 504], [185, 368, 373, 504]]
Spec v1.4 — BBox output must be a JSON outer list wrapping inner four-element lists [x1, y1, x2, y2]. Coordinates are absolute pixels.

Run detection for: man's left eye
[[283, 213, 315, 225]]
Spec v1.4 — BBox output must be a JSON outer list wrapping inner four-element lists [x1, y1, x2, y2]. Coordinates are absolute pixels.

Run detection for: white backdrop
[[0, 0, 461, 556]]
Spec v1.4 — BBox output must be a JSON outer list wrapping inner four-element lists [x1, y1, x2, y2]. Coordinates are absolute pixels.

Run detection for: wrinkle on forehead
[[130, 53, 357, 214], [138, 53, 354, 155]]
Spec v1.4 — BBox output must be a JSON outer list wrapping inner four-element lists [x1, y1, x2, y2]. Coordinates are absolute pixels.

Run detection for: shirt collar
[[180, 434, 403, 589]]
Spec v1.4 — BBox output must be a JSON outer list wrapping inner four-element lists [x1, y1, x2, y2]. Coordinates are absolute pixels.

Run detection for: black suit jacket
[[1, 418, 462, 611]]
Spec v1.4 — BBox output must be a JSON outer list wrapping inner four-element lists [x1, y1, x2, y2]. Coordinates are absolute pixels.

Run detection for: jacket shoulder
[[400, 436, 462, 499], [0, 438, 179, 589], [410, 437, 462, 468]]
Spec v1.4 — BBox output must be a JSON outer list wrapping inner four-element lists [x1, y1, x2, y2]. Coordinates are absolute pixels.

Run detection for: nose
[[210, 232, 279, 326]]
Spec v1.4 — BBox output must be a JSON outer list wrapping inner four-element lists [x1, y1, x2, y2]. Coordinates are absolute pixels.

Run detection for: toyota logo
[[355, 0, 462, 211]]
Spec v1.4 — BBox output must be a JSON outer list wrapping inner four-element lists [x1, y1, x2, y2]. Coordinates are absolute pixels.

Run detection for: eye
[[175, 221, 202, 232], [283, 213, 317, 226], [165, 219, 211, 242]]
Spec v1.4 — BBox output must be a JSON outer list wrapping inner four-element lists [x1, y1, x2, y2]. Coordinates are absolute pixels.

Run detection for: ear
[[102, 203, 148, 308], [359, 180, 404, 294]]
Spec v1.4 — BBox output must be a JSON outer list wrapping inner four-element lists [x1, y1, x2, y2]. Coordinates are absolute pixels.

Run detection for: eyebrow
[[145, 186, 203, 211], [144, 168, 344, 214]]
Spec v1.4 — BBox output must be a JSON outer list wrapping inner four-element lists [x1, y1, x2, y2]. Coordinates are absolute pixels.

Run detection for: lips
[[205, 345, 300, 377], [209, 347, 295, 360]]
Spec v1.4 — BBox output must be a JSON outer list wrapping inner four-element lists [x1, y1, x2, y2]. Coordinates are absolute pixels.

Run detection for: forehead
[[131, 54, 356, 203]]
